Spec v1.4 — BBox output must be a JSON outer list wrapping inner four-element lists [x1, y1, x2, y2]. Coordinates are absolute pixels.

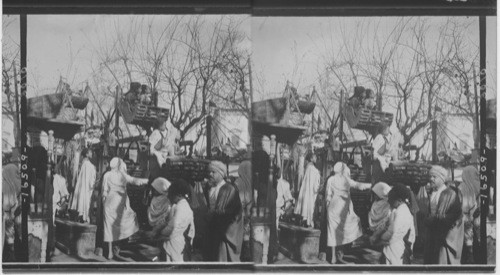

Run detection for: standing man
[[70, 148, 97, 223], [149, 119, 180, 180], [205, 160, 244, 262], [372, 123, 392, 183], [295, 152, 321, 228], [252, 137, 270, 207], [424, 165, 464, 264]]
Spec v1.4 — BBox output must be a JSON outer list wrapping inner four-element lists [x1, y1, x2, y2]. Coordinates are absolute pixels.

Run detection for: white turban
[[110, 157, 121, 170], [209, 160, 227, 177], [333, 162, 351, 177], [430, 165, 449, 184], [372, 182, 392, 200], [151, 177, 171, 194], [110, 157, 126, 173]]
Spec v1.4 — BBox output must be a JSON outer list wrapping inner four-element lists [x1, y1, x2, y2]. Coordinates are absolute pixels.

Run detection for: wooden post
[[339, 90, 344, 158], [472, 64, 480, 150], [432, 120, 438, 163], [267, 135, 276, 264], [248, 57, 254, 152], [85, 106, 88, 132], [115, 86, 120, 156], [206, 115, 212, 158], [45, 162, 54, 261], [377, 88, 383, 112], [450, 161, 454, 181]]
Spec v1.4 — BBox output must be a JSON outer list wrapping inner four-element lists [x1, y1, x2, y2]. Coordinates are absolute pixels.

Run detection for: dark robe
[[206, 181, 244, 262], [425, 187, 464, 264], [252, 150, 270, 207]]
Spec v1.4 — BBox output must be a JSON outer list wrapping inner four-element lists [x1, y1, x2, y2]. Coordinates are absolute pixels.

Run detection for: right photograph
[[249, 16, 496, 266]]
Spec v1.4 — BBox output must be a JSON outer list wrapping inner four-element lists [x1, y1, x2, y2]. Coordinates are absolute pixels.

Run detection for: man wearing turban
[[429, 165, 449, 216], [424, 165, 464, 264], [204, 160, 244, 262]]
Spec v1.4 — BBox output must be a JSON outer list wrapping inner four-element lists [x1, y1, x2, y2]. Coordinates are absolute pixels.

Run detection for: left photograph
[[2, 14, 252, 263]]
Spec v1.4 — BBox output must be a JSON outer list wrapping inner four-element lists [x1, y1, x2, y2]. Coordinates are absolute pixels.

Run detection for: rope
[[212, 118, 249, 146], [437, 124, 450, 152], [114, 96, 134, 139], [211, 120, 245, 153], [438, 122, 474, 150], [283, 82, 305, 124]]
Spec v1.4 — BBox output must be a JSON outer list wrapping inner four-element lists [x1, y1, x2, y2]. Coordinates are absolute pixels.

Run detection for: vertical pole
[[248, 57, 254, 152], [14, 65, 21, 148], [450, 161, 454, 181], [85, 106, 88, 132], [115, 86, 120, 156], [339, 90, 344, 158], [473, 65, 480, 150], [20, 14, 29, 262], [206, 115, 212, 159], [432, 120, 438, 163], [311, 109, 315, 135], [267, 134, 277, 264], [377, 88, 383, 112], [478, 15, 488, 265]]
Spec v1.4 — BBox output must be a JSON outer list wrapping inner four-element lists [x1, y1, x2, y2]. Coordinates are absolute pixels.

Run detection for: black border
[[2, 263, 256, 272], [2, 263, 496, 272], [2, 0, 497, 272], [3, 0, 497, 15]]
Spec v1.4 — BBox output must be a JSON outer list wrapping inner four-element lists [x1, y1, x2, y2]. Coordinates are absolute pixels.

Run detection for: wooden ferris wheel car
[[119, 99, 169, 130], [343, 104, 394, 134]]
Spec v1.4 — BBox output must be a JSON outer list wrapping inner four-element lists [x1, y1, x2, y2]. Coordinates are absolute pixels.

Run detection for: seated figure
[[348, 86, 366, 109], [363, 89, 377, 109], [140, 85, 152, 105], [124, 82, 142, 105]]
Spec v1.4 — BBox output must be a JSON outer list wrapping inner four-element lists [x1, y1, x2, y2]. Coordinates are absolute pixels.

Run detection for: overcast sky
[[251, 16, 497, 101], [2, 15, 496, 99], [3, 15, 252, 97], [1, 15, 497, 153]]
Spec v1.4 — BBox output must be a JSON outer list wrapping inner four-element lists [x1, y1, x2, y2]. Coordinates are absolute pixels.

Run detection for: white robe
[[294, 163, 321, 227], [102, 170, 142, 242], [53, 174, 69, 224], [276, 178, 294, 229], [326, 174, 364, 247], [381, 203, 415, 265], [149, 129, 171, 166], [70, 159, 96, 222], [149, 127, 180, 166], [162, 199, 195, 262], [372, 134, 391, 172]]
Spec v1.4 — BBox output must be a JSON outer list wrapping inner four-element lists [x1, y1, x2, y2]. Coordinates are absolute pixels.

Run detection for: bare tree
[[88, 15, 250, 144], [2, 16, 21, 148], [438, 19, 481, 149], [318, 17, 480, 160], [320, 18, 411, 142]]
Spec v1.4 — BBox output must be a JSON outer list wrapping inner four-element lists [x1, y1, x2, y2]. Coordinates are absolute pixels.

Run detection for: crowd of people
[[290, 148, 481, 265], [83, 155, 247, 262], [0, 119, 484, 266]]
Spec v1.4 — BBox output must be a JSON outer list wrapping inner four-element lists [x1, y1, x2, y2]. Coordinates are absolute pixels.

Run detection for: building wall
[[212, 109, 249, 151]]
